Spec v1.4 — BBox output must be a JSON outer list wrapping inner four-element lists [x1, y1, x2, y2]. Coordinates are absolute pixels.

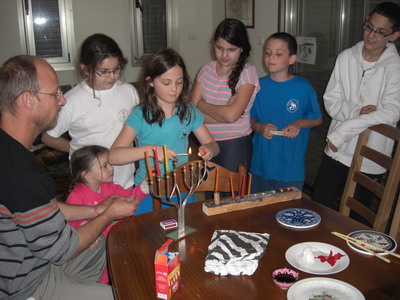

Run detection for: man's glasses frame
[[36, 90, 64, 100]]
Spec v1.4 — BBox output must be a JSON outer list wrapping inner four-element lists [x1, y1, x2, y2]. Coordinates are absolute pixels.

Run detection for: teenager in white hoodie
[[313, 2, 400, 220]]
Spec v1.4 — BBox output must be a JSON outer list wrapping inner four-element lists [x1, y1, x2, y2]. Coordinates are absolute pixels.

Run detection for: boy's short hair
[[267, 32, 298, 56], [369, 2, 400, 32]]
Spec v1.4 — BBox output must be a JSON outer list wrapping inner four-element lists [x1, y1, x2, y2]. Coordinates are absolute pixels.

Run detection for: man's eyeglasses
[[363, 21, 394, 38], [95, 66, 122, 77], [36, 90, 64, 101]]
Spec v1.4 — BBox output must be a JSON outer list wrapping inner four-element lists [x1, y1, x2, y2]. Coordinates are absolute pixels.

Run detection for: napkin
[[204, 230, 270, 276]]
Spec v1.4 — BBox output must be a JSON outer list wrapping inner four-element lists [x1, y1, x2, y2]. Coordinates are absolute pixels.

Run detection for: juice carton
[[154, 239, 181, 299]]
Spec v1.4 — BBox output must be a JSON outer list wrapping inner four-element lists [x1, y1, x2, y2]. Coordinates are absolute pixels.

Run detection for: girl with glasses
[[42, 33, 139, 189]]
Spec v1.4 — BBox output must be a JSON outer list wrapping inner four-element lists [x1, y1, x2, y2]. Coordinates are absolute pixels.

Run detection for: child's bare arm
[[109, 125, 176, 165]]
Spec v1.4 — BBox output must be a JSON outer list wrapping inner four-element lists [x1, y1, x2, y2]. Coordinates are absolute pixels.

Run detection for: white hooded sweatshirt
[[324, 41, 400, 174]]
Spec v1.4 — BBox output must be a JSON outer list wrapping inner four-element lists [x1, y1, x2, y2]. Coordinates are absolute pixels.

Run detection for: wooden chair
[[339, 124, 400, 232], [389, 193, 400, 244], [151, 160, 247, 210]]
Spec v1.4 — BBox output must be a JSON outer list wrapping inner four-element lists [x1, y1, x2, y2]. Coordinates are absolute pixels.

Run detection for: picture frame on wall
[[225, 0, 255, 28]]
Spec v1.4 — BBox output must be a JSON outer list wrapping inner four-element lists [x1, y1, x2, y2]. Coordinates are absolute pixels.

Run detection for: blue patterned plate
[[347, 230, 397, 256], [276, 208, 321, 228]]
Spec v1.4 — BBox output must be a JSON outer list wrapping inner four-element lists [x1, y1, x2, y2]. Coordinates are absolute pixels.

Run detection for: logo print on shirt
[[118, 109, 130, 122], [286, 99, 299, 113], [177, 128, 189, 142]]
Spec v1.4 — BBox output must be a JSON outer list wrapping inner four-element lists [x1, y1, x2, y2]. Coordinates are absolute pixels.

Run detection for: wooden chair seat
[[339, 124, 400, 233]]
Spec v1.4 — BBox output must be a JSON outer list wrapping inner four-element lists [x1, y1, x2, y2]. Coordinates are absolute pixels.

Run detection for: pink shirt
[[66, 182, 148, 236], [196, 61, 259, 141]]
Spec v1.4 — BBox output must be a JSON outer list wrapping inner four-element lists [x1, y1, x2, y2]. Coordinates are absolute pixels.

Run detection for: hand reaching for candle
[[160, 145, 177, 162], [198, 141, 219, 160]]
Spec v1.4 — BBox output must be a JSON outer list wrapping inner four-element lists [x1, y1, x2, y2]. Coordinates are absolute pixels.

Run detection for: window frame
[[130, 0, 173, 66], [20, 0, 76, 71]]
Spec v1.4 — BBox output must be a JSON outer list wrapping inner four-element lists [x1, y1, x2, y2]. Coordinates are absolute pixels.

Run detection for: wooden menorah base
[[202, 187, 302, 216]]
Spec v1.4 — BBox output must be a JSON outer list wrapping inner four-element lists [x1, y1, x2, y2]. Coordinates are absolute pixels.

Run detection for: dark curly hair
[[214, 18, 251, 96]]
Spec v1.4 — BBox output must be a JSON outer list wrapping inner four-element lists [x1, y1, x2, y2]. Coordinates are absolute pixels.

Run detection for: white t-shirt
[[47, 80, 139, 188]]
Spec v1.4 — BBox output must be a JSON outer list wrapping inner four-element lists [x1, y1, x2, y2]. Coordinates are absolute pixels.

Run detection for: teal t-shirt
[[125, 104, 204, 184]]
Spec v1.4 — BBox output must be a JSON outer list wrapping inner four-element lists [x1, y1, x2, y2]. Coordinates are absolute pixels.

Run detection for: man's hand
[[95, 194, 119, 215], [102, 196, 140, 221]]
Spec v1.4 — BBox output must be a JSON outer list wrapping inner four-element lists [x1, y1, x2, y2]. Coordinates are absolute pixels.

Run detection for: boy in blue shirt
[[250, 32, 322, 193]]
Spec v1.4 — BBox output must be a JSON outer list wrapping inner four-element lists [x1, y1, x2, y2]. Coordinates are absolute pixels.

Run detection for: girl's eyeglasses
[[95, 66, 122, 77]]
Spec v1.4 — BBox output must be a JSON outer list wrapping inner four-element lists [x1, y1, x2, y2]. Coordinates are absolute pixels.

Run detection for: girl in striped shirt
[[191, 18, 259, 174]]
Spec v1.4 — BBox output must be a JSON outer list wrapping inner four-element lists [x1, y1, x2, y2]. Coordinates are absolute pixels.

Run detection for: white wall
[[0, 0, 278, 85]]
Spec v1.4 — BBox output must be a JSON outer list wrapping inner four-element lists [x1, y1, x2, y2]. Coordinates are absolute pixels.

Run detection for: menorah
[[149, 158, 208, 240]]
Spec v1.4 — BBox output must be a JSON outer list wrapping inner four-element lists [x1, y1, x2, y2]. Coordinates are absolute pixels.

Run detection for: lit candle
[[163, 145, 169, 173], [247, 173, 252, 197], [144, 151, 153, 180], [153, 148, 161, 176], [214, 167, 219, 193], [229, 176, 234, 200]]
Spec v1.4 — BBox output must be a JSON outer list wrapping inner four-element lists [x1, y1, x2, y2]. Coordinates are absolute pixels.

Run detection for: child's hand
[[259, 123, 277, 140], [359, 105, 376, 115], [227, 94, 238, 106], [325, 138, 338, 152], [90, 236, 102, 251], [158, 145, 177, 162], [198, 145, 212, 160], [283, 121, 302, 138]]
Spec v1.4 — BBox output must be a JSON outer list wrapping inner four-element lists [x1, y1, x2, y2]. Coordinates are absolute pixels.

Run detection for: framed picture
[[225, 0, 254, 28]]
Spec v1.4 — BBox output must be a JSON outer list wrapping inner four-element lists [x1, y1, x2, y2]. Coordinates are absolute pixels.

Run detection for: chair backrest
[[339, 124, 400, 232], [151, 160, 247, 210], [389, 193, 400, 244]]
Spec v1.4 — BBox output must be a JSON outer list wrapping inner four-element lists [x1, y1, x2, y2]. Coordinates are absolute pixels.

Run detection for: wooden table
[[107, 198, 400, 299]]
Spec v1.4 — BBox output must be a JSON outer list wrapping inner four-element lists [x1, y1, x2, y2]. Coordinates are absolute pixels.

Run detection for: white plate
[[287, 277, 365, 300], [285, 242, 349, 275], [276, 208, 321, 229], [347, 230, 397, 256]]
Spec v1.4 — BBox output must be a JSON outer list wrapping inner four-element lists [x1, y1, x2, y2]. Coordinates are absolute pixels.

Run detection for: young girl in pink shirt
[[66, 145, 149, 283]]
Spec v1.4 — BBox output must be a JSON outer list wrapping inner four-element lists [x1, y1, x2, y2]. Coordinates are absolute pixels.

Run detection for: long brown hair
[[214, 18, 251, 96], [139, 48, 192, 126]]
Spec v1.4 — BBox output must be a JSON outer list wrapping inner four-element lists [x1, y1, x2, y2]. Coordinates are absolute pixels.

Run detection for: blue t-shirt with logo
[[250, 75, 321, 181]]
